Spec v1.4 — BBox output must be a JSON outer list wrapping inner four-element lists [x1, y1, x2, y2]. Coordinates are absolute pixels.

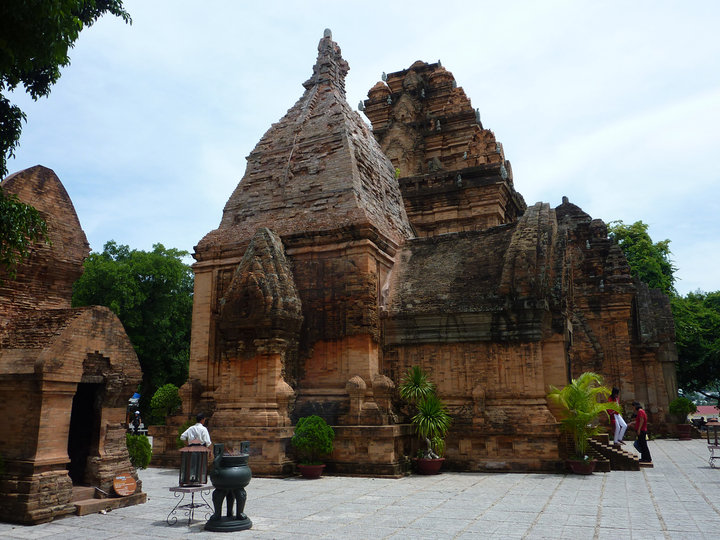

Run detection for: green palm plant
[[399, 365, 435, 404], [413, 393, 452, 458], [547, 372, 620, 460], [399, 366, 452, 459]]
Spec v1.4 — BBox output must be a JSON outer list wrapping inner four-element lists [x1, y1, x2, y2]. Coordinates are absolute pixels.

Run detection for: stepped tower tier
[[363, 61, 526, 237], [196, 30, 412, 262]]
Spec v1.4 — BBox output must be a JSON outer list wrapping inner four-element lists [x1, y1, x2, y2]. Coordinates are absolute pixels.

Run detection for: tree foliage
[[72, 241, 193, 416], [671, 291, 720, 405], [150, 383, 182, 424], [0, 0, 131, 177], [607, 220, 675, 295], [0, 188, 49, 277], [607, 219, 719, 406], [1, 1, 130, 275]]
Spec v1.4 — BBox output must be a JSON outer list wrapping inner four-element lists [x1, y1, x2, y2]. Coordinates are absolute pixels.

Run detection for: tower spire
[[302, 29, 349, 95]]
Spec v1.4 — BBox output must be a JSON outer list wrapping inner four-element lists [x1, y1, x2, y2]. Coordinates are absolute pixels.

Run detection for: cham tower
[[152, 31, 677, 474], [153, 30, 414, 474]]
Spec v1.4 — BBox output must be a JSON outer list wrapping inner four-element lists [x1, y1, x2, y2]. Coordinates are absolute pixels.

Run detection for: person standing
[[630, 401, 652, 463], [180, 413, 212, 447], [608, 387, 628, 446], [132, 410, 142, 434]]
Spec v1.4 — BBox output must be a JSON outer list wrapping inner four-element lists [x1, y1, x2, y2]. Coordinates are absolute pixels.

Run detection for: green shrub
[[291, 415, 334, 465], [126, 434, 152, 469], [176, 418, 195, 449], [669, 396, 697, 419], [149, 383, 182, 424]]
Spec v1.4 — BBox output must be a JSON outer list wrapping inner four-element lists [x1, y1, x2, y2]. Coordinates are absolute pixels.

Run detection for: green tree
[[1, 1, 131, 274], [608, 220, 720, 406], [72, 241, 193, 417], [0, 0, 131, 177], [671, 291, 720, 407], [150, 383, 182, 424], [607, 220, 675, 295], [0, 189, 48, 278]]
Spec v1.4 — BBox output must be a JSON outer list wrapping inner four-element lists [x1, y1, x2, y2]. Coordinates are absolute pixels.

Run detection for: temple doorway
[[67, 382, 102, 485]]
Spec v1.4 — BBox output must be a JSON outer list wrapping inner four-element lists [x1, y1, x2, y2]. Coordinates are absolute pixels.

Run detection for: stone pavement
[[1, 439, 718, 539]]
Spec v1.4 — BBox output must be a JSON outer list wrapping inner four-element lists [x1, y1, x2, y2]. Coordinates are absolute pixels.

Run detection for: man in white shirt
[[180, 413, 212, 447]]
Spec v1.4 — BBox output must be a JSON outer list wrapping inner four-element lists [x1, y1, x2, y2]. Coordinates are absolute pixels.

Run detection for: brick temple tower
[[152, 32, 677, 474], [157, 30, 415, 474]]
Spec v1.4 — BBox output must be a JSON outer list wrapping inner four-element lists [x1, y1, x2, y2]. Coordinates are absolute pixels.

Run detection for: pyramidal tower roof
[[196, 30, 412, 260]]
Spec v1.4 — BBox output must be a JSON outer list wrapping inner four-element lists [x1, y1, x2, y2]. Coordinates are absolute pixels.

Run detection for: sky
[[7, 0, 720, 295]]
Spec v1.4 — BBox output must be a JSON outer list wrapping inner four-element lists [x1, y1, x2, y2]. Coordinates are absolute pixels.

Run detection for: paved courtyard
[[1, 439, 718, 539]]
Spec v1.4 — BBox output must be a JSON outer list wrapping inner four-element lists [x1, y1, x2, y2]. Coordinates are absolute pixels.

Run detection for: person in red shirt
[[631, 401, 652, 463], [608, 387, 627, 446]]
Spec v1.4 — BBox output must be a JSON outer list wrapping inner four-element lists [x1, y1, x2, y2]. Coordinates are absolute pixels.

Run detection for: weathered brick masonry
[[0, 166, 144, 524], [152, 31, 677, 474]]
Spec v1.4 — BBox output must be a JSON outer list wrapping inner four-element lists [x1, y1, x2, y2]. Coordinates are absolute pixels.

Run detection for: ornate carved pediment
[[219, 228, 303, 343]]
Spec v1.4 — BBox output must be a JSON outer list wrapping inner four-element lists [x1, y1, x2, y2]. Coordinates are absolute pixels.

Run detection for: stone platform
[[1, 439, 718, 539]]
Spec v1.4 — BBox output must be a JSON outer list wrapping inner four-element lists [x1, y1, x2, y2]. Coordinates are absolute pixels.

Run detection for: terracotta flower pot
[[297, 464, 325, 479], [566, 459, 596, 475], [416, 457, 445, 475], [677, 423, 693, 441]]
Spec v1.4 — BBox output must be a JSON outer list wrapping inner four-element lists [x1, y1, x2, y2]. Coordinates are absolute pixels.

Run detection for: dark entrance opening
[[67, 382, 101, 485]]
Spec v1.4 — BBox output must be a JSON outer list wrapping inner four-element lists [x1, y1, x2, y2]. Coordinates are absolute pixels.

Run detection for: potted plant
[[669, 396, 697, 440], [291, 415, 335, 479], [399, 366, 452, 474], [547, 372, 620, 474]]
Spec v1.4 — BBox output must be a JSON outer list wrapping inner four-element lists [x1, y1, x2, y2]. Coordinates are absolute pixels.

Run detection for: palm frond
[[548, 372, 618, 458], [399, 365, 435, 404]]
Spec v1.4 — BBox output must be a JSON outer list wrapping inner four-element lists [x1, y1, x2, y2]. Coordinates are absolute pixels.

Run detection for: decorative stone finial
[[302, 30, 350, 94]]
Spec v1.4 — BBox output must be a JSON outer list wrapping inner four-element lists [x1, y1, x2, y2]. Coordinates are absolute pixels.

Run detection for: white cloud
[[6, 0, 720, 294]]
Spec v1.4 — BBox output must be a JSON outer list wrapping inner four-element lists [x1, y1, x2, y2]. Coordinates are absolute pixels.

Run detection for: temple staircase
[[589, 434, 642, 470], [71, 485, 146, 516]]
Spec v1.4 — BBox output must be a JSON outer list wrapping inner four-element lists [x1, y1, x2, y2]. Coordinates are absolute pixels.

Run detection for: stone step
[[585, 446, 611, 472], [589, 438, 640, 471], [74, 492, 147, 516]]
